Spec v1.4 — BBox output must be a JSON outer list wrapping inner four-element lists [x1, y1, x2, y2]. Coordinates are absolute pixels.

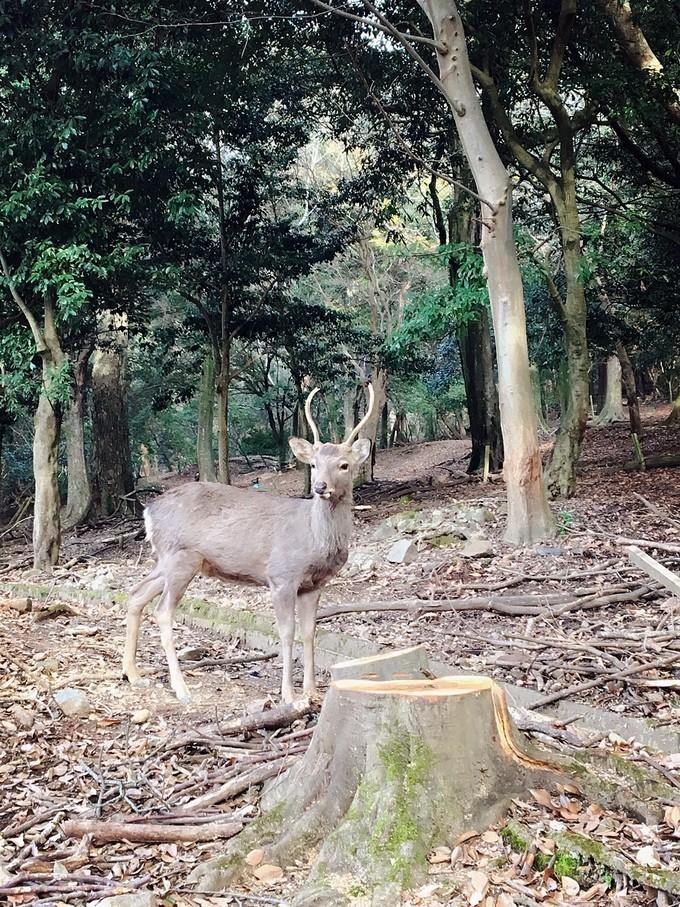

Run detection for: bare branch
[[307, 0, 444, 50]]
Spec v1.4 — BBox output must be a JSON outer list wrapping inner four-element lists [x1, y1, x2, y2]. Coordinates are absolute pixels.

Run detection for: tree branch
[[310, 0, 451, 101], [470, 65, 560, 198], [347, 50, 496, 211], [0, 250, 47, 354], [609, 118, 680, 187], [307, 0, 444, 50], [544, 0, 577, 90], [597, 0, 680, 125]]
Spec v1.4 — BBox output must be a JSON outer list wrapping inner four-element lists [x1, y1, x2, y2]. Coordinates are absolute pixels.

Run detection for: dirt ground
[[1, 404, 679, 906]]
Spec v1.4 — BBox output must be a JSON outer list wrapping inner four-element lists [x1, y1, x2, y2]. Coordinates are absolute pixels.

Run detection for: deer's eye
[[340, 462, 349, 471], [311, 463, 316, 470]]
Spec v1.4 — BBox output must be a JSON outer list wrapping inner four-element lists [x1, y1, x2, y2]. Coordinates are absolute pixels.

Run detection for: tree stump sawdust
[[189, 650, 559, 905]]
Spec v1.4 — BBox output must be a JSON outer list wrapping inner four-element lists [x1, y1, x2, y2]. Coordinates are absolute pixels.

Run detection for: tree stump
[[189, 651, 559, 905]]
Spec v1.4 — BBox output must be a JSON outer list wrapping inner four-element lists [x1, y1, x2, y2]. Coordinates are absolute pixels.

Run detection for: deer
[[122, 384, 376, 704]]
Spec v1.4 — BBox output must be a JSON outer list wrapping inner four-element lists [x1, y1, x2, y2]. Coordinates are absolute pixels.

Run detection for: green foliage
[[388, 243, 487, 360]]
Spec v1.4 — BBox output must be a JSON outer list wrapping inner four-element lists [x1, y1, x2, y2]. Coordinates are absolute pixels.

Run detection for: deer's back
[[145, 482, 305, 585]]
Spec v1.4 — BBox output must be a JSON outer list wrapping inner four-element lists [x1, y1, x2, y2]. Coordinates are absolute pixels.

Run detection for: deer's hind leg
[[297, 590, 321, 697], [123, 568, 164, 687], [154, 555, 201, 703]]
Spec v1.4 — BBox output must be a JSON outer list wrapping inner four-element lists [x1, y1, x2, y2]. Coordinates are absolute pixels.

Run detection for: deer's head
[[289, 385, 376, 504]]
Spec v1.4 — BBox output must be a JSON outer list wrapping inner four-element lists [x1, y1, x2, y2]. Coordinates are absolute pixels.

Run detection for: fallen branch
[[624, 452, 680, 471], [614, 535, 680, 554], [528, 651, 680, 710], [62, 817, 243, 843], [184, 697, 317, 742], [318, 583, 655, 620], [179, 755, 298, 812]]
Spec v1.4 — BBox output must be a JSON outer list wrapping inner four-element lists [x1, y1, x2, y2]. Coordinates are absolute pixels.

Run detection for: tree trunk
[[379, 402, 389, 449], [530, 364, 549, 432], [33, 392, 62, 569], [458, 308, 504, 473], [617, 344, 643, 436], [90, 327, 133, 517], [597, 355, 626, 424], [544, 212, 589, 499], [32, 291, 65, 570], [418, 0, 554, 543], [667, 394, 680, 425], [189, 652, 557, 905], [448, 200, 504, 474], [343, 385, 359, 439], [197, 354, 216, 482], [216, 320, 231, 484], [62, 347, 92, 528], [355, 369, 387, 485]]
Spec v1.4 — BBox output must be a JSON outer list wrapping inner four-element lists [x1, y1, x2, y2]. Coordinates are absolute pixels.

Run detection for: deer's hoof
[[125, 673, 150, 689], [175, 688, 193, 705]]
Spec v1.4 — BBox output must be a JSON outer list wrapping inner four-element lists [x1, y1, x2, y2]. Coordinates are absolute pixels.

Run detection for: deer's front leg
[[270, 583, 297, 703], [297, 590, 321, 697]]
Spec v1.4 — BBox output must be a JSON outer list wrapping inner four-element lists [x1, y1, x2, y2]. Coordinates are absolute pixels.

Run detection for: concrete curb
[[8, 580, 679, 754]]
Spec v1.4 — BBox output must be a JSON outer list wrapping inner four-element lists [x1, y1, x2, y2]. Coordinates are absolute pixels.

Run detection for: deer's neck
[[310, 493, 354, 558]]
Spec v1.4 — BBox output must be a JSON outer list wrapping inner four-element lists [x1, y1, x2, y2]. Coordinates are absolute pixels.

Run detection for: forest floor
[[1, 404, 680, 906]]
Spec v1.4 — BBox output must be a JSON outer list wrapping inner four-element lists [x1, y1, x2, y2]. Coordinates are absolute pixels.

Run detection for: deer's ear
[[350, 438, 371, 464], [289, 437, 315, 464]]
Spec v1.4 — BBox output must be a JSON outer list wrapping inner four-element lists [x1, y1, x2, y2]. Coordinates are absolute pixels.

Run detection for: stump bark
[[189, 655, 558, 905]]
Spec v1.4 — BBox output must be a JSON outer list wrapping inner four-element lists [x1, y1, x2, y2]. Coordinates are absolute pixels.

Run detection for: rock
[[67, 625, 99, 637], [386, 539, 418, 564], [131, 709, 151, 725], [10, 704, 34, 729], [372, 521, 397, 541], [89, 571, 115, 594], [535, 545, 568, 557], [7, 597, 32, 614], [253, 864, 284, 883], [245, 847, 265, 867], [428, 532, 462, 548], [178, 645, 210, 662], [345, 551, 380, 575], [457, 505, 493, 525], [0, 864, 12, 884], [460, 539, 495, 559], [391, 510, 422, 534], [54, 688, 91, 718], [96, 893, 157, 907]]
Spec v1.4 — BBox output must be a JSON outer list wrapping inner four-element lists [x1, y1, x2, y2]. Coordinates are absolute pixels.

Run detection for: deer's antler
[[345, 383, 375, 445], [305, 387, 321, 447]]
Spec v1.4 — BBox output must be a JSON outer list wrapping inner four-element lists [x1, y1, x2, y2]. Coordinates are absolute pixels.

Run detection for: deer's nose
[[314, 481, 328, 495]]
